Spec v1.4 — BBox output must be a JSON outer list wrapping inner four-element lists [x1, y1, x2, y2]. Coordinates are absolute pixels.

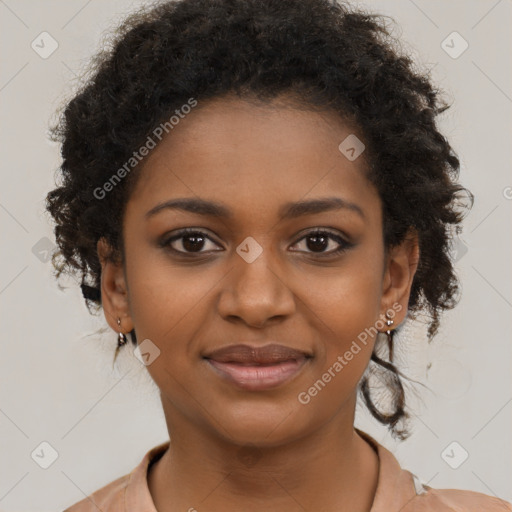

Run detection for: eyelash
[[160, 227, 353, 258]]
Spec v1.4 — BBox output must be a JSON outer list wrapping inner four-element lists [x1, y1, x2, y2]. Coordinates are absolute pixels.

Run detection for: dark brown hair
[[45, 0, 472, 440]]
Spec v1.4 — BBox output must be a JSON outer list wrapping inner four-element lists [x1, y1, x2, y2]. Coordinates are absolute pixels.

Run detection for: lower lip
[[205, 358, 309, 391]]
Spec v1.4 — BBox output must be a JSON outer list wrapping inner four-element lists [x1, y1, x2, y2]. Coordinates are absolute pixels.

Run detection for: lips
[[203, 343, 312, 365], [203, 343, 312, 391]]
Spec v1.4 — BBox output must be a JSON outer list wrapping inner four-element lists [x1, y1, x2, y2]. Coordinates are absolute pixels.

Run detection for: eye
[[160, 227, 353, 258], [290, 229, 352, 257], [160, 228, 222, 255]]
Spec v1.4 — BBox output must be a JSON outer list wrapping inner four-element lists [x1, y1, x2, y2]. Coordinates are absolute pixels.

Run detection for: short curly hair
[[45, 0, 472, 440]]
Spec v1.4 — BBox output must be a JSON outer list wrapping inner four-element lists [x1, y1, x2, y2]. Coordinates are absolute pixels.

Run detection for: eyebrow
[[145, 196, 365, 221]]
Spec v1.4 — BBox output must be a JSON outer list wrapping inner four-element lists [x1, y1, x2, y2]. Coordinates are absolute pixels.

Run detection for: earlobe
[[380, 229, 420, 324], [97, 238, 134, 333]]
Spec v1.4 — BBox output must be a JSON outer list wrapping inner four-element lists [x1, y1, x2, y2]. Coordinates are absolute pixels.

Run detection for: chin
[[212, 404, 312, 448]]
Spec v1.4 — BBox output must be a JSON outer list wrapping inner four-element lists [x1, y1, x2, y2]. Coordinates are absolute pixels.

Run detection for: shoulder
[[403, 476, 512, 511], [62, 474, 129, 512], [61, 441, 169, 511], [355, 429, 511, 512]]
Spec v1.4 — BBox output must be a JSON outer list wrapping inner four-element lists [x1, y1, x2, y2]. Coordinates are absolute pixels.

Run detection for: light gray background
[[1, 0, 511, 510]]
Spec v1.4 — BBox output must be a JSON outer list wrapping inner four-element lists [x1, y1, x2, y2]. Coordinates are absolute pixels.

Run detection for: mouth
[[203, 343, 313, 391]]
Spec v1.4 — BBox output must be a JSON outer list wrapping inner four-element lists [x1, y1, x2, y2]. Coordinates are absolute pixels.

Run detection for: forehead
[[126, 96, 380, 227]]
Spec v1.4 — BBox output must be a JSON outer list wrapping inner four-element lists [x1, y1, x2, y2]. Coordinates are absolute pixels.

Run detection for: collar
[[125, 429, 421, 510]]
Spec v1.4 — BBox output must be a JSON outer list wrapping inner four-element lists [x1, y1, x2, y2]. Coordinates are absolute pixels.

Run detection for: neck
[[148, 397, 379, 512]]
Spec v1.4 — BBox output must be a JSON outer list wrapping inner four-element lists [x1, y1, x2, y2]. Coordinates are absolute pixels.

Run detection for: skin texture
[[98, 96, 419, 511]]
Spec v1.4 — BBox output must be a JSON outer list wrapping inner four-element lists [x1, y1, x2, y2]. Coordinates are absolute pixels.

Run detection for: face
[[99, 95, 418, 447]]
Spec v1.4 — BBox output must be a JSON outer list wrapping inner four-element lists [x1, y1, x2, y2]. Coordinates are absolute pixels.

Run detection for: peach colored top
[[62, 429, 512, 511]]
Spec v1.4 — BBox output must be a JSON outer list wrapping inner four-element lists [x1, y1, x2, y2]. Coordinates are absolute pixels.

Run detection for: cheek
[[294, 283, 381, 417], [124, 261, 212, 393], [297, 255, 383, 383], [123, 244, 230, 390], [299, 251, 384, 338], [125, 247, 214, 339]]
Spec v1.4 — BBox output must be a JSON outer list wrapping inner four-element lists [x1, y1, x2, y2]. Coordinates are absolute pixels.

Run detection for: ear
[[97, 237, 134, 334], [380, 228, 420, 325]]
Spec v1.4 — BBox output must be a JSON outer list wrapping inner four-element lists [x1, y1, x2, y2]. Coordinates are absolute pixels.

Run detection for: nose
[[217, 249, 296, 328]]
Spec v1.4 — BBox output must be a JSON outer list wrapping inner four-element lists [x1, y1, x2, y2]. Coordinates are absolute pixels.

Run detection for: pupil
[[307, 234, 328, 252], [183, 234, 204, 252]]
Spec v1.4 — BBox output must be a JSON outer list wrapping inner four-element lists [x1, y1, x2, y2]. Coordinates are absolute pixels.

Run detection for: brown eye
[[291, 230, 352, 257], [161, 228, 222, 255]]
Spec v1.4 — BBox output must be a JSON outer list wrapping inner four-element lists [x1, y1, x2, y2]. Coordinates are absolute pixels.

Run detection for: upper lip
[[203, 344, 313, 364]]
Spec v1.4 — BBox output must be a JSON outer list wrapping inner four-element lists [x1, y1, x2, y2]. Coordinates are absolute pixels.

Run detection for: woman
[[46, 0, 511, 510]]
